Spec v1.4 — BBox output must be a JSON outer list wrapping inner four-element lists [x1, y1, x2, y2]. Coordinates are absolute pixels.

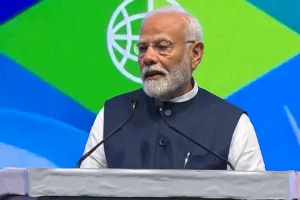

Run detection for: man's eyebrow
[[137, 40, 148, 45], [153, 37, 172, 43], [138, 37, 173, 44], [138, 41, 147, 44]]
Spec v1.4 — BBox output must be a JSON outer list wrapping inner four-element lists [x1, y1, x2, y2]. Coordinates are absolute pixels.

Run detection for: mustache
[[141, 65, 169, 80]]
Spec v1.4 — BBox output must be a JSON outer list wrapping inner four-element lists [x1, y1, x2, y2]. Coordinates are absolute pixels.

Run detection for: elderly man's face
[[137, 13, 201, 99]]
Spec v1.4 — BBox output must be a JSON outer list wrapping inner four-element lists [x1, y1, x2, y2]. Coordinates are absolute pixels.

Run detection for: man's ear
[[190, 41, 204, 70]]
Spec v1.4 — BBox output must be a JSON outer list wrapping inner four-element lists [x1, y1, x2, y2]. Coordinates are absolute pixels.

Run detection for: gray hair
[[141, 5, 203, 41]]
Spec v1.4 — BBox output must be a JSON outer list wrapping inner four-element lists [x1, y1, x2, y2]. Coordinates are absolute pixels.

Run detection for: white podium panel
[[1, 168, 299, 200]]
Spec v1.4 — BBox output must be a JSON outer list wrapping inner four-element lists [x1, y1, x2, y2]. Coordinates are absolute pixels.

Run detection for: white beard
[[141, 52, 192, 100]]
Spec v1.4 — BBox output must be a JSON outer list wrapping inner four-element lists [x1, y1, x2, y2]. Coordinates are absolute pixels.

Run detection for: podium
[[1, 168, 299, 200]]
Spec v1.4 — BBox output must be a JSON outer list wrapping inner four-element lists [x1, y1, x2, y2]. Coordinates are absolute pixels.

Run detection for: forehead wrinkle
[[138, 36, 173, 44]]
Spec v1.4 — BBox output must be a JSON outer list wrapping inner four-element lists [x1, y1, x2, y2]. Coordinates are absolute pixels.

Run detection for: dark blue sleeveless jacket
[[103, 87, 244, 169]]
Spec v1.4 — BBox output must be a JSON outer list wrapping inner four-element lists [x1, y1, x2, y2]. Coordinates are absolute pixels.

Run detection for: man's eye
[[138, 46, 148, 52], [157, 45, 169, 51]]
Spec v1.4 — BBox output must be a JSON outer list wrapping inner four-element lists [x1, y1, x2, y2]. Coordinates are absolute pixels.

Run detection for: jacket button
[[159, 138, 167, 147], [164, 109, 172, 116]]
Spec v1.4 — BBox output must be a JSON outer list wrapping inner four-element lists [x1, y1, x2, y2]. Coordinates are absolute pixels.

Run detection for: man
[[80, 6, 265, 170]]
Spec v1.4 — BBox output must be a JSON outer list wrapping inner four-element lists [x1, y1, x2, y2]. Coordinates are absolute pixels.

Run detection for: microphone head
[[131, 91, 140, 108], [154, 98, 164, 113]]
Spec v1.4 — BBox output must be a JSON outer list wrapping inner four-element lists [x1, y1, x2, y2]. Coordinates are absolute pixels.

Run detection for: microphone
[[154, 99, 235, 170], [76, 92, 140, 168]]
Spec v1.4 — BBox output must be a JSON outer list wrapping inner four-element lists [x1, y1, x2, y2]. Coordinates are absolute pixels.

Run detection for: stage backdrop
[[0, 0, 299, 170]]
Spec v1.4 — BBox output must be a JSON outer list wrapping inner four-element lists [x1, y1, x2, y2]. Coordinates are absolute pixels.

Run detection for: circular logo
[[107, 0, 182, 84]]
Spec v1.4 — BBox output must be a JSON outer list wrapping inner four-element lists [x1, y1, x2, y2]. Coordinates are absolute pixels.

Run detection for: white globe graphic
[[107, 0, 182, 84]]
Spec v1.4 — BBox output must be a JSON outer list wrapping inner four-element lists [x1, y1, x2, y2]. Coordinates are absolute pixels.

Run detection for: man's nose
[[143, 46, 158, 67]]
